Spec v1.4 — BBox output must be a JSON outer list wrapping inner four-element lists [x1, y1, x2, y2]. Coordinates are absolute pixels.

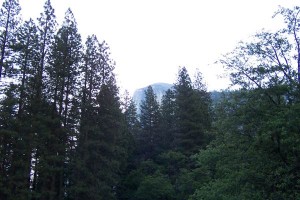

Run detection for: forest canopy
[[0, 0, 299, 199]]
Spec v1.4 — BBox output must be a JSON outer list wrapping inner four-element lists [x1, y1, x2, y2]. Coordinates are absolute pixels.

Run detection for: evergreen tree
[[26, 1, 63, 199], [160, 89, 176, 150], [47, 8, 82, 124], [0, 85, 18, 199], [68, 33, 128, 199], [67, 34, 103, 199], [13, 19, 40, 115], [80, 34, 102, 119], [0, 0, 21, 79], [122, 93, 140, 161], [31, 8, 83, 199], [70, 84, 125, 200], [35, 0, 57, 100], [138, 86, 162, 160], [3, 19, 41, 200], [173, 67, 211, 155], [122, 91, 140, 140], [0, 15, 45, 199], [191, 69, 212, 141]]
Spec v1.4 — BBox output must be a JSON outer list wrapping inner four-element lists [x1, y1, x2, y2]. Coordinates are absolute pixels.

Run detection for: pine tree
[[139, 86, 162, 160], [124, 97, 140, 138], [30, 8, 83, 199], [70, 84, 125, 200], [35, 0, 57, 100], [95, 83, 125, 199], [47, 8, 82, 123], [68, 34, 128, 199], [0, 85, 18, 199], [80, 34, 102, 119], [0, 0, 21, 79], [121, 91, 139, 156], [192, 69, 212, 142], [160, 88, 176, 151], [174, 67, 211, 155], [0, 15, 46, 199], [13, 19, 40, 115], [67, 34, 102, 199], [123, 94, 140, 169], [26, 1, 62, 199], [3, 19, 41, 199]]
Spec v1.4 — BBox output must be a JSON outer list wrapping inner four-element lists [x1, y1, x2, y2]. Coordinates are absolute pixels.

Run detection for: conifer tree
[[124, 97, 140, 138], [160, 88, 176, 150], [47, 8, 82, 123], [139, 86, 162, 160], [68, 34, 128, 199], [80, 34, 102, 123], [14, 19, 39, 115], [4, 19, 41, 199], [174, 67, 211, 155], [70, 83, 125, 200], [26, 1, 62, 199], [35, 0, 57, 100], [0, 0, 21, 79], [31, 8, 83, 199], [67, 34, 103, 199], [121, 91, 139, 155], [0, 85, 18, 199], [94, 83, 124, 199], [192, 69, 212, 141]]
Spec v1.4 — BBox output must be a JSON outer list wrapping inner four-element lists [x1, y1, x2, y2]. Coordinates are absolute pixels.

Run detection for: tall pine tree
[[28, 1, 61, 199], [0, 0, 21, 79], [174, 67, 211, 155], [160, 88, 176, 151], [0, 85, 18, 199], [68, 34, 128, 200], [4, 19, 41, 200], [138, 86, 162, 160]]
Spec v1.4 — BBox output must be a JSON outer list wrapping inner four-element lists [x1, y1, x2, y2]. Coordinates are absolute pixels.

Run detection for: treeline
[[0, 0, 299, 199], [118, 67, 212, 199], [0, 0, 127, 199]]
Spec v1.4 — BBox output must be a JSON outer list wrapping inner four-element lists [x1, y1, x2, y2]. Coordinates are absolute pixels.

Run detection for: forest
[[0, 0, 300, 199]]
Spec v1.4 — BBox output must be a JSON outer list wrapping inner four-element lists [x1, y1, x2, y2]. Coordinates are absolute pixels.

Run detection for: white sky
[[11, 0, 300, 94]]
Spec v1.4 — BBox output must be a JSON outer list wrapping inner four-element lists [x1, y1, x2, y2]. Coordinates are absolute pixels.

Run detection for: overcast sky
[[14, 0, 300, 94]]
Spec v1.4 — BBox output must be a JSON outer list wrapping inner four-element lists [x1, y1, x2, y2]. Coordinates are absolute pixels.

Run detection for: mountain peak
[[132, 82, 173, 113]]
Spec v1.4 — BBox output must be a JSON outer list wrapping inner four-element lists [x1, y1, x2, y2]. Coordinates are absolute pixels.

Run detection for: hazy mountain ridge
[[132, 83, 226, 115], [132, 83, 173, 113], [132, 83, 225, 113]]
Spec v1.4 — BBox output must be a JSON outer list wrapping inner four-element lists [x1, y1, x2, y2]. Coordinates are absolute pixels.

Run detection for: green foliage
[[174, 67, 212, 155], [187, 6, 300, 200], [134, 173, 175, 200], [157, 151, 187, 178], [160, 89, 176, 150], [138, 86, 162, 160], [189, 131, 267, 200], [0, 0, 21, 78], [1, 2, 300, 200], [0, 85, 19, 199]]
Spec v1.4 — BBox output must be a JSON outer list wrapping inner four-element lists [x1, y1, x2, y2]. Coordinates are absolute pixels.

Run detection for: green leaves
[[174, 67, 212, 155], [134, 173, 175, 200]]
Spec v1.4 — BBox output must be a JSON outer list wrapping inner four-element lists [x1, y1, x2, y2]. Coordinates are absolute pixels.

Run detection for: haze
[[18, 0, 299, 94]]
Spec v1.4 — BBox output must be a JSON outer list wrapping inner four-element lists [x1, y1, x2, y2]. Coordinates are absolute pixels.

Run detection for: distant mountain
[[132, 83, 226, 113], [132, 82, 173, 113]]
